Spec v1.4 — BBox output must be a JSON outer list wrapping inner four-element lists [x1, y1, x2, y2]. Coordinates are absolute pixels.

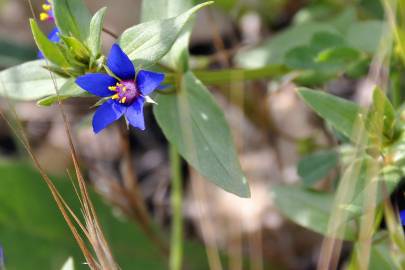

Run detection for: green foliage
[[52, 0, 92, 41], [119, 2, 213, 68], [0, 162, 211, 270], [0, 60, 66, 100], [235, 22, 338, 68], [87, 7, 107, 58], [154, 72, 250, 197], [141, 0, 193, 71], [30, 19, 69, 67], [37, 78, 88, 106], [298, 88, 363, 141], [298, 150, 338, 187], [272, 185, 356, 240]]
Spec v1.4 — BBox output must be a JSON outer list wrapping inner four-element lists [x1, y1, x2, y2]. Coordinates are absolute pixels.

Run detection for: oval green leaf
[[154, 72, 250, 198]]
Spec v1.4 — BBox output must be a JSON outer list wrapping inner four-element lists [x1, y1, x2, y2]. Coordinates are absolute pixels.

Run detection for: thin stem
[[102, 27, 119, 39], [193, 65, 287, 85], [169, 144, 183, 270]]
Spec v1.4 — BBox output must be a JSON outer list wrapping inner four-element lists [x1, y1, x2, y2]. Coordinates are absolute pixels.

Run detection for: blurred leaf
[[346, 21, 386, 54], [0, 162, 212, 270], [366, 87, 397, 144], [0, 39, 36, 67], [316, 47, 361, 65], [120, 2, 212, 68], [285, 47, 317, 70], [37, 79, 88, 106], [0, 60, 67, 100], [349, 237, 398, 270], [329, 7, 357, 33], [272, 185, 356, 240], [192, 0, 235, 11], [298, 150, 338, 187], [298, 88, 363, 141], [235, 22, 338, 68], [59, 35, 91, 62], [346, 164, 402, 220], [141, 0, 193, 71], [30, 19, 69, 67], [369, 242, 398, 270], [53, 0, 92, 41], [87, 7, 107, 57], [154, 72, 250, 198]]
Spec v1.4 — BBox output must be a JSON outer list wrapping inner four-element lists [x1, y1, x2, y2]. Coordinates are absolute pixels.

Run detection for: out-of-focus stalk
[[170, 144, 183, 270]]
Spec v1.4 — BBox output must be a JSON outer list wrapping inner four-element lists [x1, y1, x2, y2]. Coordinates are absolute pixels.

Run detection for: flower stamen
[[40, 12, 50, 21], [42, 4, 52, 11]]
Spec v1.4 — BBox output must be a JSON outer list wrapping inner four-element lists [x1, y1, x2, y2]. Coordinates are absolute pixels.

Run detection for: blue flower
[[38, 27, 60, 59], [76, 44, 165, 133], [400, 210, 405, 226], [0, 244, 4, 268]]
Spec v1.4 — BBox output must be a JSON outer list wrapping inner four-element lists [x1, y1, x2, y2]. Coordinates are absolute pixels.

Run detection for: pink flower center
[[109, 80, 140, 105]]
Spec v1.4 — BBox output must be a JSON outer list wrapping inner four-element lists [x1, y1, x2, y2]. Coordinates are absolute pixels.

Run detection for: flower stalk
[[169, 144, 183, 270]]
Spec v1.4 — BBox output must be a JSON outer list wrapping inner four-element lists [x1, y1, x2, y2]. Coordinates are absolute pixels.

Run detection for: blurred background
[[0, 0, 392, 269]]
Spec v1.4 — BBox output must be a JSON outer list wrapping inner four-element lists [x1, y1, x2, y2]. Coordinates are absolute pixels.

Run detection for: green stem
[[194, 65, 287, 85], [163, 65, 287, 86], [169, 144, 183, 270]]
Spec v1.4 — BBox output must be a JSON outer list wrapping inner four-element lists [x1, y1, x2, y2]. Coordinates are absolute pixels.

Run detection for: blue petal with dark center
[[76, 74, 117, 97], [92, 100, 126, 133], [400, 210, 405, 226], [107, 44, 135, 80], [136, 70, 165, 96], [125, 97, 145, 130]]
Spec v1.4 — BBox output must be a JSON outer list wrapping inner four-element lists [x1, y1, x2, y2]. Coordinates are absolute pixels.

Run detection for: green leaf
[[298, 150, 338, 187], [235, 22, 338, 68], [119, 2, 213, 68], [37, 79, 87, 106], [366, 87, 397, 143], [346, 21, 386, 54], [0, 162, 213, 269], [29, 19, 69, 67], [59, 35, 91, 62], [0, 60, 67, 100], [298, 88, 363, 140], [87, 7, 107, 57], [272, 185, 356, 240], [52, 0, 92, 41], [154, 72, 250, 198], [141, 0, 194, 71], [345, 164, 402, 221], [0, 38, 37, 67]]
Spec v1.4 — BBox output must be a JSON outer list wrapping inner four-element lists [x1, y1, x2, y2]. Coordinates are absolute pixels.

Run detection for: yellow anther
[[111, 94, 119, 100], [42, 4, 52, 11], [108, 86, 117, 91], [122, 87, 127, 92], [116, 83, 123, 87], [121, 97, 127, 103], [40, 12, 49, 21]]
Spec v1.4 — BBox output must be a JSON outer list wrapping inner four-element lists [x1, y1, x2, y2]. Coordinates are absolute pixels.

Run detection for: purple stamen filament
[[109, 80, 140, 105]]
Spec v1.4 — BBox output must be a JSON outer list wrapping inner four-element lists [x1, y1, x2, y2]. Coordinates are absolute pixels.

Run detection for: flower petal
[[76, 73, 117, 97], [136, 70, 165, 96], [125, 97, 145, 130], [92, 100, 126, 133], [400, 210, 405, 226], [107, 44, 135, 80], [48, 27, 60, 42]]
